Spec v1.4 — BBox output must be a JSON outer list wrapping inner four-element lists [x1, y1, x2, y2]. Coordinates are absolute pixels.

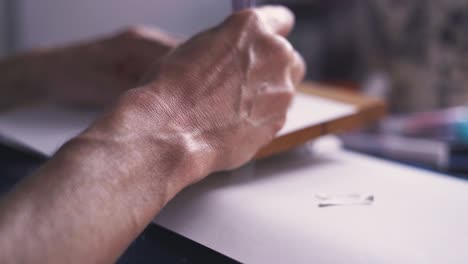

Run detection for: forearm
[[0, 107, 203, 263], [0, 51, 51, 109], [0, 6, 302, 262]]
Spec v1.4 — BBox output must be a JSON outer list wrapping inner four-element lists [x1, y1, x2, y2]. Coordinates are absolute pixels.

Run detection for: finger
[[254, 5, 295, 37], [290, 50, 306, 86], [130, 27, 181, 47], [113, 26, 181, 48], [268, 35, 305, 87]]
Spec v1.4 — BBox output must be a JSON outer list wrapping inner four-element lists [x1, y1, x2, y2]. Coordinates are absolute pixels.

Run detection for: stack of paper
[[0, 93, 356, 156]]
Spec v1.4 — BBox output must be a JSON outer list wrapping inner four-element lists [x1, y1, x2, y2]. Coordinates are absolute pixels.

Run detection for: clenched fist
[[42, 27, 179, 106], [0, 27, 179, 110], [84, 6, 305, 191], [0, 6, 306, 263]]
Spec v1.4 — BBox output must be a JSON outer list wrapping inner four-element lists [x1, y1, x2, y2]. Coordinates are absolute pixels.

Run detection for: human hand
[[85, 6, 305, 191], [40, 27, 179, 107], [0, 8, 306, 263]]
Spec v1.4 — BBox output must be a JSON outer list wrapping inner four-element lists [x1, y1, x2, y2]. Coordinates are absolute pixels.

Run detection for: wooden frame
[[255, 82, 387, 159]]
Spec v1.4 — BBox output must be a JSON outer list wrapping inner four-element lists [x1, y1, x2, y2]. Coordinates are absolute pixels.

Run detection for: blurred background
[[1, 0, 467, 173], [0, 0, 230, 55], [3, 0, 467, 113]]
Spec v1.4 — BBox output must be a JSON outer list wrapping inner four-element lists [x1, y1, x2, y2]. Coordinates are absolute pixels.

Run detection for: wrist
[[52, 135, 173, 222], [72, 96, 217, 203]]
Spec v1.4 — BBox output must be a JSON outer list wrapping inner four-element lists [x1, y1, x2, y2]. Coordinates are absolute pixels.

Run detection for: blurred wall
[[0, 0, 6, 56], [16, 0, 230, 51]]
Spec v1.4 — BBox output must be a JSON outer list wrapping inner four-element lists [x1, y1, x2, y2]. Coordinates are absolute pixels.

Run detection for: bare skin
[[0, 6, 305, 264], [0, 26, 178, 109]]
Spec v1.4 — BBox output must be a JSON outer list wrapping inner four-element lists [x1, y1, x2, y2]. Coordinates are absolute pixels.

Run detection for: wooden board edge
[[297, 82, 386, 111], [254, 82, 387, 159]]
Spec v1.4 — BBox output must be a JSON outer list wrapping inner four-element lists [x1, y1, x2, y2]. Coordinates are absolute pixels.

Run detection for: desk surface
[[156, 138, 468, 264], [2, 138, 468, 264]]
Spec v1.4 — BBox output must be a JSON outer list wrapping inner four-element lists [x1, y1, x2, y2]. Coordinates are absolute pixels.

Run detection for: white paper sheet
[[1, 94, 467, 263], [0, 93, 356, 156], [0, 104, 99, 156], [155, 137, 468, 264]]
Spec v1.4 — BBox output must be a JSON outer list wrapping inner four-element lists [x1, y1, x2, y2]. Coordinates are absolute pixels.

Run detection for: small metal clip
[[315, 193, 374, 207]]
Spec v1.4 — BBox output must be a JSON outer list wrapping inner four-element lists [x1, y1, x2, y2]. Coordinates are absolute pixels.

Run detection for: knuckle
[[233, 10, 261, 26], [280, 89, 294, 108], [258, 34, 294, 64], [276, 115, 288, 130], [120, 26, 147, 38], [294, 50, 306, 69], [227, 10, 263, 33], [270, 114, 288, 135], [291, 51, 307, 83], [271, 36, 294, 60]]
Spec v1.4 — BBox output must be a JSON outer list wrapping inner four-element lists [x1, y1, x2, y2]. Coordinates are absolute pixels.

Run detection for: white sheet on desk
[[277, 93, 356, 136], [155, 137, 468, 264], [0, 104, 99, 156], [0, 93, 356, 156]]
